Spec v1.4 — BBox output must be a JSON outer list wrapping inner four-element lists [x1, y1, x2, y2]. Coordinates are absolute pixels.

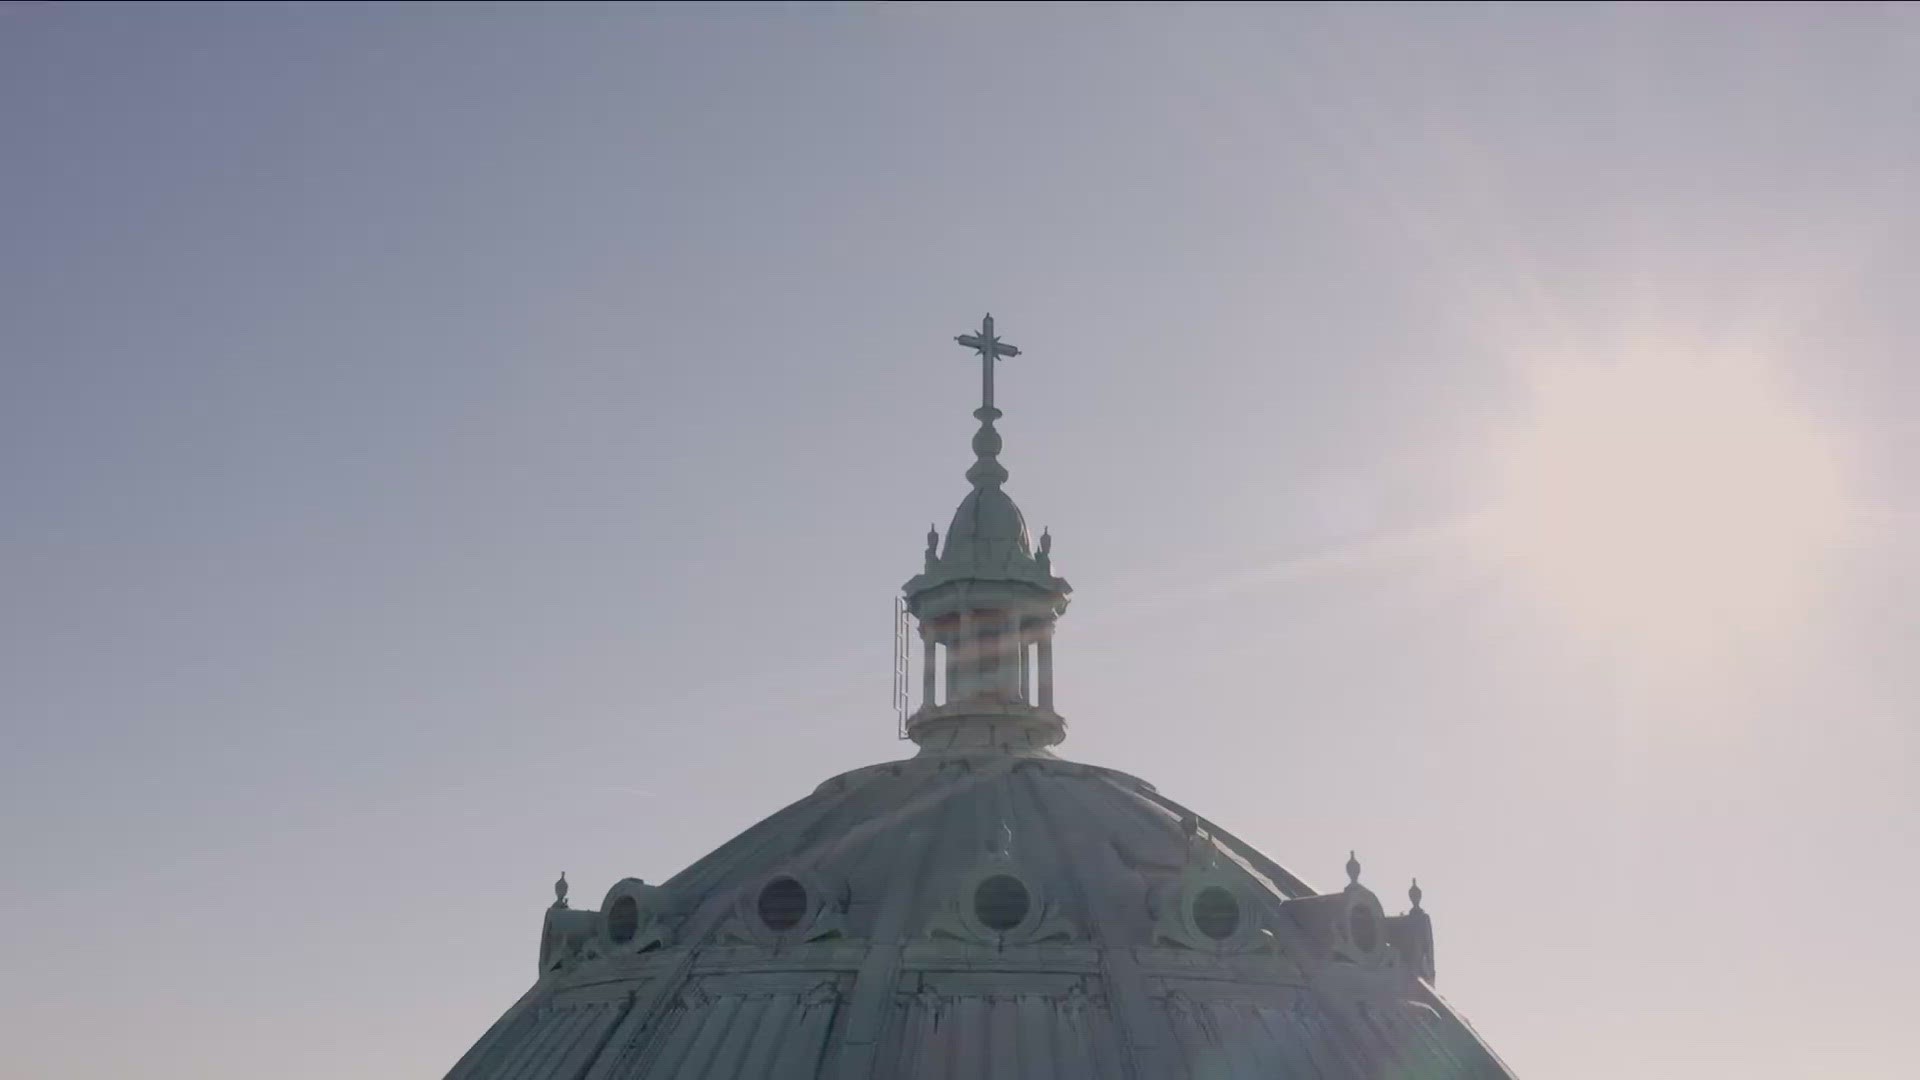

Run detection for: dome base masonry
[[445, 316, 1515, 1079]]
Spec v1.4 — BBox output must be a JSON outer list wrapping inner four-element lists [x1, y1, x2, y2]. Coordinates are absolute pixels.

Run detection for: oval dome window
[[607, 894, 639, 944], [1192, 885, 1241, 940], [973, 873, 1032, 931], [757, 876, 808, 931]]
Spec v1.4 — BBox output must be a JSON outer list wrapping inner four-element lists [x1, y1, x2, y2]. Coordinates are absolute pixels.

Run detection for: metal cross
[[955, 313, 1021, 411]]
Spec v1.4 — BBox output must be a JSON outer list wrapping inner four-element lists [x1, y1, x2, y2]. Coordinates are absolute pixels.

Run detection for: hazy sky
[[5, 4, 1919, 1078]]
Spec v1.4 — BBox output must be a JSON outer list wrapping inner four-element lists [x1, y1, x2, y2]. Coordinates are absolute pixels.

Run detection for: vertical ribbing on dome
[[964, 406, 1009, 489]]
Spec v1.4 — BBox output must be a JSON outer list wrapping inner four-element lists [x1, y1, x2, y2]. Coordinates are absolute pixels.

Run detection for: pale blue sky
[[4, 4, 1919, 1077]]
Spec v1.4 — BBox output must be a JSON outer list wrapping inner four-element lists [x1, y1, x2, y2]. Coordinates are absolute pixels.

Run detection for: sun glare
[[1486, 351, 1849, 656]]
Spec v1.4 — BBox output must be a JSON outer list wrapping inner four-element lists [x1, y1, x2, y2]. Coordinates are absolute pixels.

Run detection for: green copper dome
[[444, 317, 1514, 1080], [448, 754, 1510, 1080]]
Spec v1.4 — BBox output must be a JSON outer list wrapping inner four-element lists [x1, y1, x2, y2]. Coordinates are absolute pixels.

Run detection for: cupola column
[[1037, 623, 1055, 711], [946, 615, 964, 702], [987, 610, 1019, 702], [921, 633, 937, 708], [965, 616, 980, 702], [973, 611, 993, 701], [1018, 621, 1032, 704]]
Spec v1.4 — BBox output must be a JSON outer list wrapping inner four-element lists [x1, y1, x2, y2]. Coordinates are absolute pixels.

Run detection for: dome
[[935, 398, 1032, 566], [444, 316, 1514, 1078], [448, 749, 1510, 1079], [942, 485, 1031, 560]]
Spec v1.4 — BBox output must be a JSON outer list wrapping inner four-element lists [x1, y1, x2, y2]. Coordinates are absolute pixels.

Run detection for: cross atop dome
[[955, 313, 1021, 412]]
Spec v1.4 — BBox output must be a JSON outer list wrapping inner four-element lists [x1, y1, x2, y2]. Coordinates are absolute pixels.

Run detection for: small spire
[[1346, 850, 1362, 888], [1408, 878, 1423, 912], [553, 871, 569, 909], [954, 314, 1018, 492]]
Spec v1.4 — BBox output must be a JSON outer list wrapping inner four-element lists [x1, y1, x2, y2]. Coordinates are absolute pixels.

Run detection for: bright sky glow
[[1486, 348, 1851, 658]]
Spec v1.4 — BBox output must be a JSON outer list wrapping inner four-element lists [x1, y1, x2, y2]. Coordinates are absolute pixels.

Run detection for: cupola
[[900, 315, 1072, 751]]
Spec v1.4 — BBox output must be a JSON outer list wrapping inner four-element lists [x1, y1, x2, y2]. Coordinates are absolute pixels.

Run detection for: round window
[[1349, 904, 1379, 954], [973, 874, 1032, 932], [1192, 885, 1241, 940], [757, 876, 809, 931], [607, 895, 639, 944]]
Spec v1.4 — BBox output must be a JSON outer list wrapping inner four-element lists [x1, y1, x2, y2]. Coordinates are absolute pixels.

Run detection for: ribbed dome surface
[[448, 317, 1513, 1079], [942, 486, 1030, 559], [446, 748, 1513, 1080]]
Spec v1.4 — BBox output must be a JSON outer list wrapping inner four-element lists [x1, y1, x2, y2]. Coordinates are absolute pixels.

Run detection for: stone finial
[[1181, 814, 1217, 867], [1346, 851, 1362, 889], [553, 871, 569, 909], [1409, 878, 1423, 912], [965, 408, 1010, 489], [925, 524, 940, 568], [1036, 528, 1052, 572]]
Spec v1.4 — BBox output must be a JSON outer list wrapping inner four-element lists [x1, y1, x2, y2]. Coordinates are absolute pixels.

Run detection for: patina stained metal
[[447, 318, 1512, 1080]]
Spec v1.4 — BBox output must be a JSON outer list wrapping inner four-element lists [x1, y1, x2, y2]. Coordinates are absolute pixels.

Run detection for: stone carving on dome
[[596, 877, 675, 959], [800, 977, 841, 1008], [674, 981, 713, 1010], [534, 875, 680, 977], [1384, 878, 1437, 983], [715, 867, 849, 947], [535, 906, 601, 977], [1157, 986, 1197, 1021], [1275, 879, 1394, 969], [926, 830, 1079, 948], [1148, 865, 1276, 955]]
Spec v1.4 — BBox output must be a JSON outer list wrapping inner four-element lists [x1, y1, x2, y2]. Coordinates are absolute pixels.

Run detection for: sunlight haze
[[3, 5, 1918, 1078]]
